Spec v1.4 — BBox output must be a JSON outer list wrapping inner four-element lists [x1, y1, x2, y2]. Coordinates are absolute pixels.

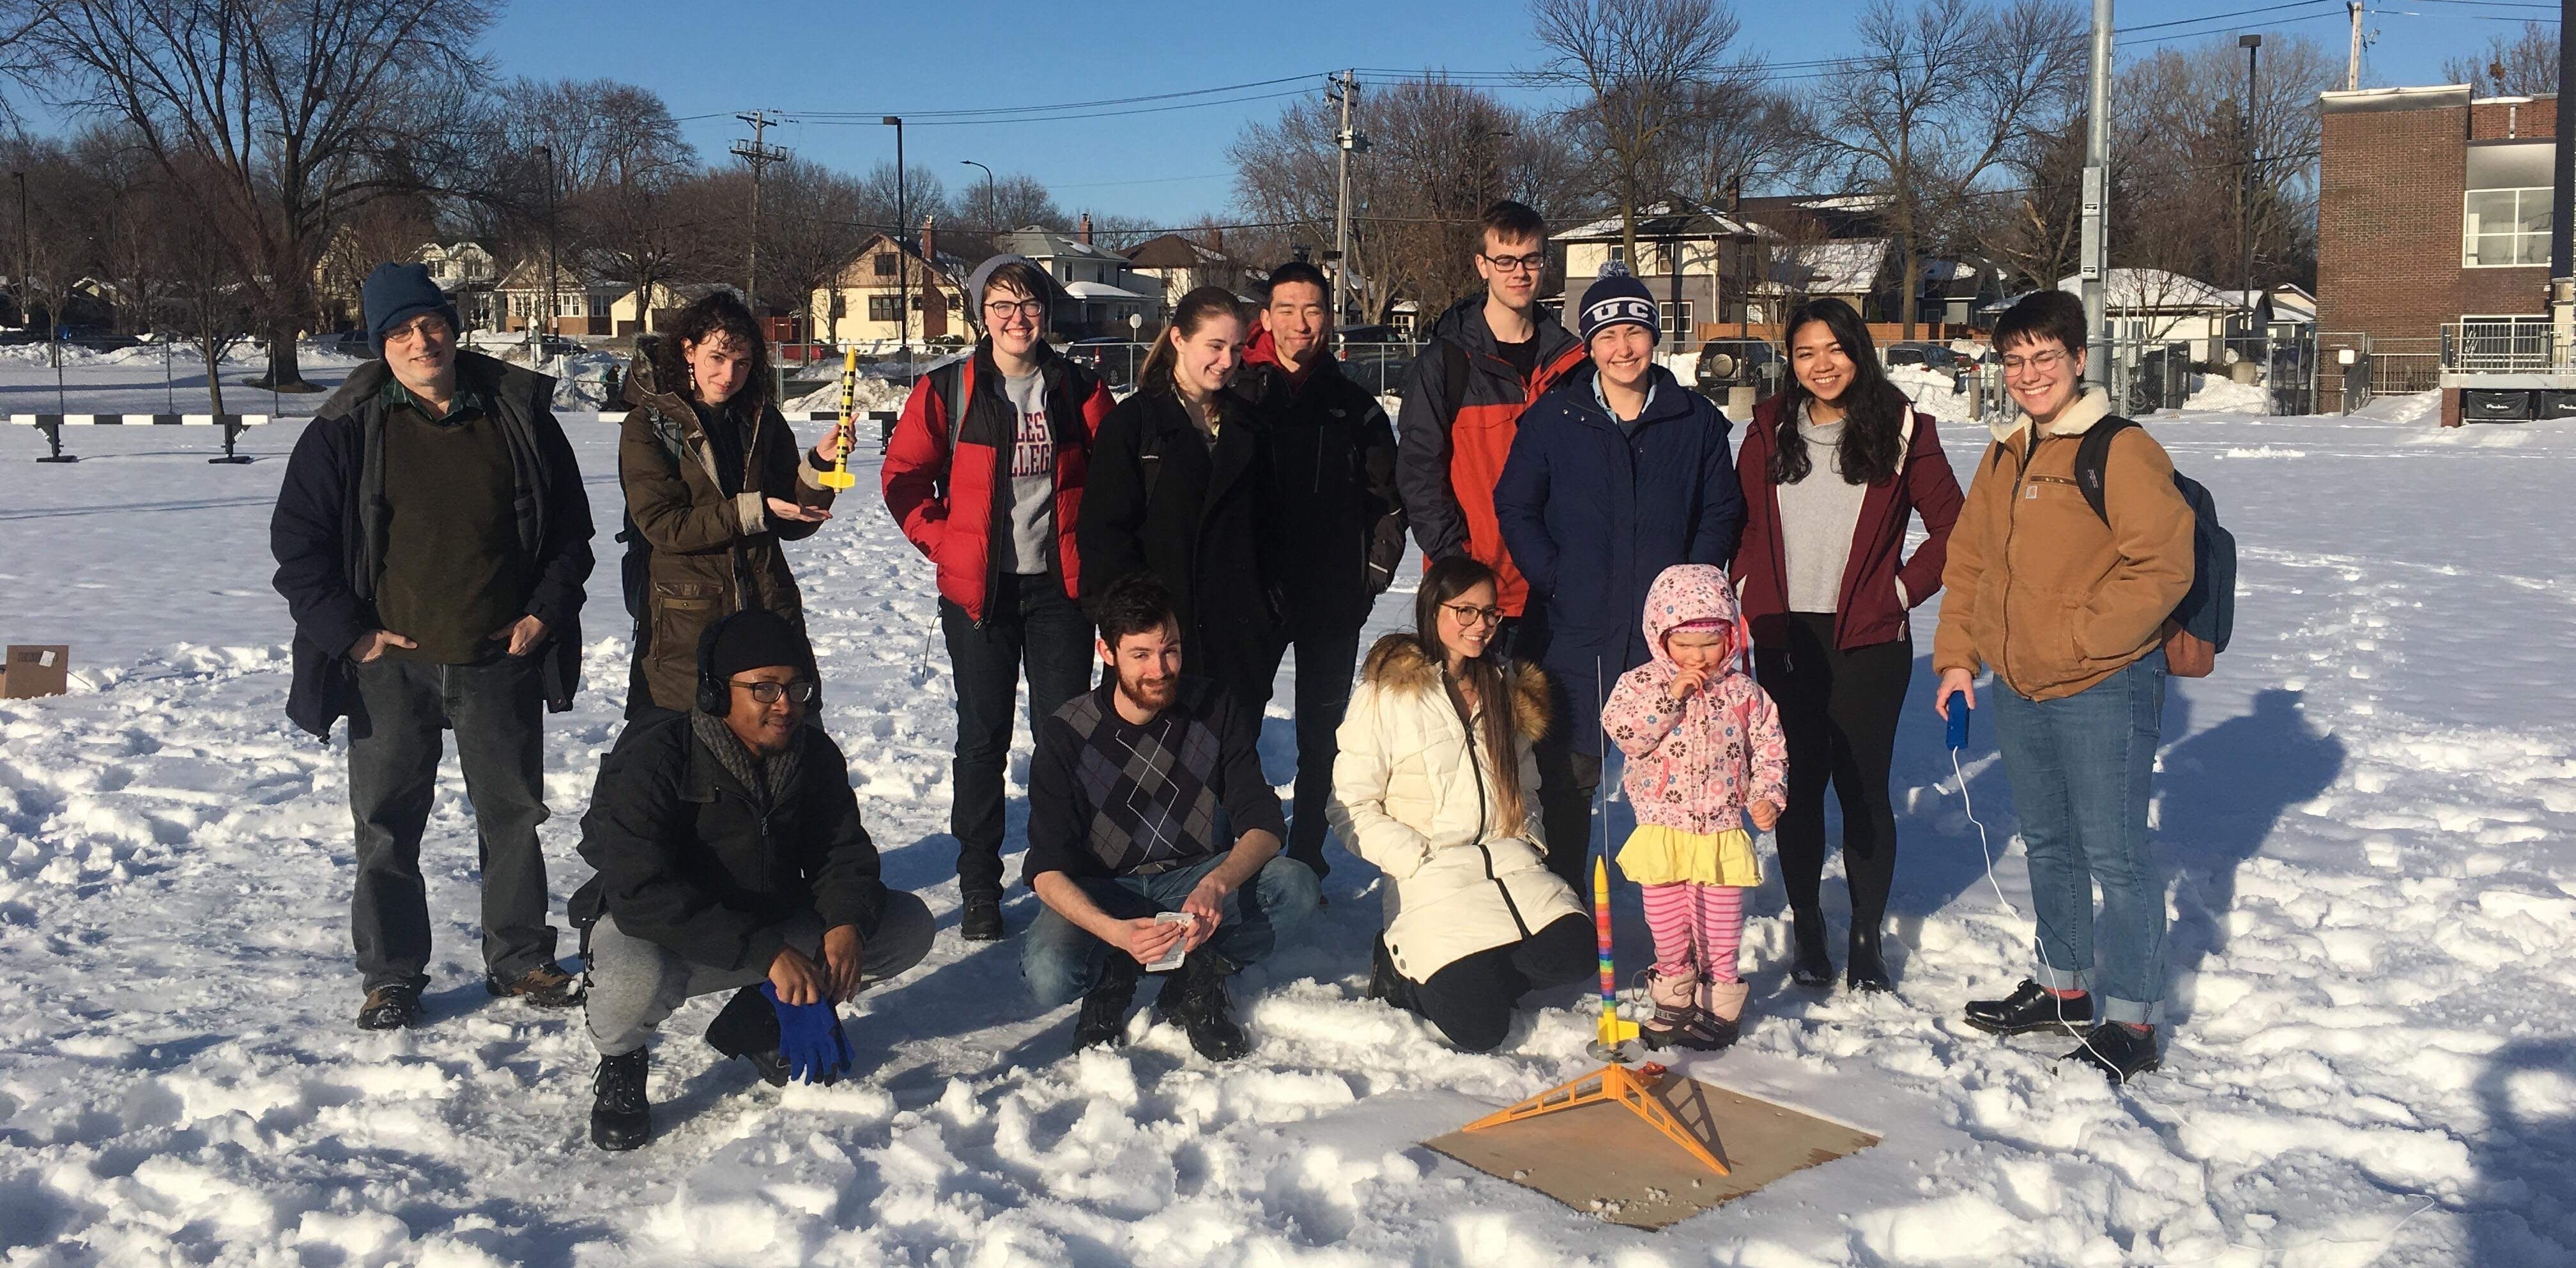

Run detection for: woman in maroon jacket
[[1731, 297, 1963, 993]]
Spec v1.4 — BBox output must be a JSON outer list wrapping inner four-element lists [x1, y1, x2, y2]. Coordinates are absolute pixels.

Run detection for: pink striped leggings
[[1641, 883, 1747, 983]]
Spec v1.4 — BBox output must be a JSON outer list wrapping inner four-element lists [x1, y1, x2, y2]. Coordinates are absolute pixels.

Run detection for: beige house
[[494, 257, 624, 335], [608, 281, 736, 337], [811, 224, 974, 348]]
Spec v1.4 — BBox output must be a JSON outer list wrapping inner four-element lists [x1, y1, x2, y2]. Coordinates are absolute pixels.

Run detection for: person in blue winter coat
[[1493, 266, 1745, 885]]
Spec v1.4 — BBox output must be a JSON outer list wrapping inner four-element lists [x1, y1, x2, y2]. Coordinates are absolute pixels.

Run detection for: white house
[[997, 216, 1158, 339]]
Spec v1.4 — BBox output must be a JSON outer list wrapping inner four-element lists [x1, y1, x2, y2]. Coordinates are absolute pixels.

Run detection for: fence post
[[210, 417, 253, 465], [34, 417, 76, 463]]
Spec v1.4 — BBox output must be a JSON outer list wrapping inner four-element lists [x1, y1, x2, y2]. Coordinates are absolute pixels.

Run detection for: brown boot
[[486, 962, 584, 1009]]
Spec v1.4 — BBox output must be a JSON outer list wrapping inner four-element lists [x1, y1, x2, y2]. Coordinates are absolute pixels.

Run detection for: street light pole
[[537, 144, 557, 355], [962, 159, 995, 231], [2239, 35, 2261, 332], [2081, 0, 2113, 396], [10, 171, 24, 335], [884, 116, 907, 364]]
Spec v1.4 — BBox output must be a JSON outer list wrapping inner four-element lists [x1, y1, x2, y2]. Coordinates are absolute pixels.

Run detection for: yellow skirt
[[1616, 824, 1763, 887]]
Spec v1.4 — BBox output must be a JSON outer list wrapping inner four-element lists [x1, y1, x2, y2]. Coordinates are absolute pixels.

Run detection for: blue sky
[[484, 0, 2515, 227]]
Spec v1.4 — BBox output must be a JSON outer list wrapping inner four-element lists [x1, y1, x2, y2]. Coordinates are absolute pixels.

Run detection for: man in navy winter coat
[[270, 262, 595, 1030], [1492, 268, 1744, 886]]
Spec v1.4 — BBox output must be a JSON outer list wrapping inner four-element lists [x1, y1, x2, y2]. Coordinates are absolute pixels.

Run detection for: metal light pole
[[2081, 0, 2113, 396], [537, 144, 557, 353], [962, 159, 995, 231], [2552, 0, 2576, 364], [10, 171, 23, 335], [2239, 35, 2261, 331], [884, 116, 907, 364]]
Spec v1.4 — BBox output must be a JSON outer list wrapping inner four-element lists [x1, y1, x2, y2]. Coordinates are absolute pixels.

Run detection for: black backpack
[[2071, 417, 2235, 677]]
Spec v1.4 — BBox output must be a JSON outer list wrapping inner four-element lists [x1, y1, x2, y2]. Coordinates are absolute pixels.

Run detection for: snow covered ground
[[0, 380, 2569, 1265]]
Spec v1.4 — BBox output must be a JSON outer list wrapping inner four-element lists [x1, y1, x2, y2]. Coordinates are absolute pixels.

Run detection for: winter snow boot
[[1846, 927, 1892, 994], [1164, 951, 1252, 1062], [960, 892, 1006, 943], [487, 962, 584, 1009], [1789, 906, 1834, 988], [1963, 979, 2093, 1037], [1640, 970, 1731, 1051], [356, 982, 421, 1032], [1698, 978, 1749, 1049], [704, 985, 790, 1087], [1073, 954, 1144, 1052], [2062, 1022, 2159, 1085], [590, 1048, 652, 1151]]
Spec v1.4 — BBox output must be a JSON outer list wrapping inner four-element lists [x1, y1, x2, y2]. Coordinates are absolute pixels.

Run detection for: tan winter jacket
[[1328, 635, 1586, 982], [1933, 387, 2195, 701]]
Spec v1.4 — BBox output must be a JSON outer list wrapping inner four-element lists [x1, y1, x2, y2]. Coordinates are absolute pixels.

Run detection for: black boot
[[1846, 926, 1892, 994], [1367, 935, 1406, 1007], [960, 892, 1006, 943], [1166, 951, 1252, 1062], [1963, 979, 2094, 1037], [1073, 954, 1143, 1052], [2062, 1022, 2159, 1085], [705, 986, 790, 1087], [1789, 906, 1835, 988], [590, 1048, 652, 1151]]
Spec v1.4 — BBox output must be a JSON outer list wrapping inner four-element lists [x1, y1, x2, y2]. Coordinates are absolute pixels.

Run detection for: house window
[[2464, 188, 2551, 267], [869, 295, 902, 321], [1659, 301, 1692, 339], [874, 253, 899, 277], [1608, 245, 1626, 265]]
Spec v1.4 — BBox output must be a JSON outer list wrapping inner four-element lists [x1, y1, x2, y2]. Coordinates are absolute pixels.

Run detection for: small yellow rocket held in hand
[[817, 347, 859, 490]]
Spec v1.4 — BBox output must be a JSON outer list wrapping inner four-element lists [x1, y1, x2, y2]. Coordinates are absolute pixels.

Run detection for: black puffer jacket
[[1238, 341, 1404, 639], [569, 713, 888, 973]]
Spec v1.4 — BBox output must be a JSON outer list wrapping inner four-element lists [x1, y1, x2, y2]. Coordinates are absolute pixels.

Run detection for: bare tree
[[2445, 21, 2557, 97], [1529, 0, 1756, 261], [1809, 0, 2084, 334], [490, 78, 696, 317], [2113, 34, 2331, 295], [751, 159, 868, 341], [1085, 213, 1160, 254], [36, 0, 494, 389], [854, 161, 948, 238], [955, 171, 1064, 235]]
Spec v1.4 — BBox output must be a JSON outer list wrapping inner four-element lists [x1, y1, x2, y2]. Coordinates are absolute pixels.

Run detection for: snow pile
[[785, 374, 917, 416], [1885, 364, 1977, 422], [0, 406, 2568, 1263], [2182, 375, 2269, 414]]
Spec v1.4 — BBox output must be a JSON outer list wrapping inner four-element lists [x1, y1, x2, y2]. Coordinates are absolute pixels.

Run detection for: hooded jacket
[[882, 341, 1114, 623], [1932, 387, 2195, 701], [1328, 634, 1585, 982], [1394, 295, 1587, 617], [1238, 330, 1406, 638], [1731, 395, 1965, 652], [618, 338, 836, 713], [271, 350, 594, 738], [1600, 565, 1789, 837], [1491, 361, 1745, 757]]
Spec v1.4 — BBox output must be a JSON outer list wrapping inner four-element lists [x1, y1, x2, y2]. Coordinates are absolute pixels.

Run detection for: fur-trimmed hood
[[1360, 632, 1551, 742]]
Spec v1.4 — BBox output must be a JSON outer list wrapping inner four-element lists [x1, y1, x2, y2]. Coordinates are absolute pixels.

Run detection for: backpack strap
[[2073, 415, 2139, 524]]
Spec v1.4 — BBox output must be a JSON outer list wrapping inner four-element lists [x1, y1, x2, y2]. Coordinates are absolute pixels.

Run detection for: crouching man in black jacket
[[571, 610, 934, 1150]]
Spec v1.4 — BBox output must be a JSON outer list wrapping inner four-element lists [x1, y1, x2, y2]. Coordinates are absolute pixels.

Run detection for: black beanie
[[704, 610, 811, 683]]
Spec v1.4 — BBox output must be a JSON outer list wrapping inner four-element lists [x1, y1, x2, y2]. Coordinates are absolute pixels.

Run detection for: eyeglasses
[[1479, 251, 1547, 275], [2001, 348, 2071, 378], [728, 678, 817, 705], [383, 314, 451, 345], [1441, 601, 1506, 628], [983, 298, 1046, 320]]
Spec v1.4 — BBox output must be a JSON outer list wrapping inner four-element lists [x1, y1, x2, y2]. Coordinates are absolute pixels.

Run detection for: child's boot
[[1639, 970, 1701, 1050], [1696, 978, 1749, 1049]]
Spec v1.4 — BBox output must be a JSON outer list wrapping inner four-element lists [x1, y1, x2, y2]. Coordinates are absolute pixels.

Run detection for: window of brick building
[[2464, 141, 2554, 268]]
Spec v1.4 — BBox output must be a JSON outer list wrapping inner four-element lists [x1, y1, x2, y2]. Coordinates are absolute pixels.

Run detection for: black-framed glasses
[[1441, 601, 1506, 628], [728, 678, 818, 704], [983, 298, 1046, 320], [1478, 251, 1546, 274]]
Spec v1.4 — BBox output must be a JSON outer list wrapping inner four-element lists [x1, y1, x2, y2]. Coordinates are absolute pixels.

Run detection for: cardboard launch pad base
[[1425, 1072, 1880, 1230]]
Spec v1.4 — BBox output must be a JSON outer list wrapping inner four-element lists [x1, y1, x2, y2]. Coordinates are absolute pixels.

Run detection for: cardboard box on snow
[[1, 646, 69, 698]]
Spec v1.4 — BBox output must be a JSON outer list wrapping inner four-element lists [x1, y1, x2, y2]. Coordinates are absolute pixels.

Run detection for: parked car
[[1334, 324, 1402, 348], [1694, 339, 1782, 399], [1062, 336, 1140, 389], [1885, 341, 1969, 393]]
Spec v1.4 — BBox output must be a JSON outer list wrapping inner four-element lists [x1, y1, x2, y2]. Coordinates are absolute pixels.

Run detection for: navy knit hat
[[1577, 262, 1659, 346], [361, 261, 461, 355]]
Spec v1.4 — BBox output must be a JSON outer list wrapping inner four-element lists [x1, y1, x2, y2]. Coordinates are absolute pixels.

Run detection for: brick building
[[2317, 84, 2556, 344]]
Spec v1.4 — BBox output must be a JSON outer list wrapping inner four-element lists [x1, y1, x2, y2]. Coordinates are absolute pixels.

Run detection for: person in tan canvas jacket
[[619, 291, 848, 718], [1933, 289, 2193, 1085]]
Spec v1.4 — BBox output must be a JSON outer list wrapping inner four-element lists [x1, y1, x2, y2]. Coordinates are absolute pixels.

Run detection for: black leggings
[[1754, 612, 1911, 936], [1404, 913, 1595, 1053]]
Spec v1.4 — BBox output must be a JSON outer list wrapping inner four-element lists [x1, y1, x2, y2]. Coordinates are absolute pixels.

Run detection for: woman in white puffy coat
[[1329, 556, 1591, 1052]]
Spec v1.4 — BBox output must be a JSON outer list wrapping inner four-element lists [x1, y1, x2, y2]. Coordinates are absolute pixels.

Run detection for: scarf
[[691, 709, 803, 811]]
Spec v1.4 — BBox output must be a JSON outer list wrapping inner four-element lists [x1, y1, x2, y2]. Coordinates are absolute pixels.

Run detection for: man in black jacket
[[573, 610, 934, 1150], [1236, 260, 1404, 884], [270, 262, 595, 1032]]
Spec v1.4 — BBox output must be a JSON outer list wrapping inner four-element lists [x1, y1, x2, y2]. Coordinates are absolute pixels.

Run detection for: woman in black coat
[[1077, 286, 1282, 711]]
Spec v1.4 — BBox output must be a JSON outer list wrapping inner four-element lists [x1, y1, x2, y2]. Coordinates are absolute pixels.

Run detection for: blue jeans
[[1022, 854, 1321, 1007], [1989, 651, 2168, 1024]]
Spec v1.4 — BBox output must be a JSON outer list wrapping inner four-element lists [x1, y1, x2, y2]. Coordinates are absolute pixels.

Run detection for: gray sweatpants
[[584, 892, 937, 1056]]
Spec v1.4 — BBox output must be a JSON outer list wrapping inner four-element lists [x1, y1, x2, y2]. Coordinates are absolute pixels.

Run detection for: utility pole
[[1329, 70, 1365, 326], [537, 144, 558, 355], [2082, 0, 2113, 396], [2345, 2, 2363, 91], [2549, 0, 2575, 364], [733, 111, 788, 316], [10, 171, 24, 336], [2240, 35, 2261, 334], [883, 116, 907, 362]]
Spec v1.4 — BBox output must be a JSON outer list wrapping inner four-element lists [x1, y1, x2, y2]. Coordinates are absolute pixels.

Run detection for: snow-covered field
[[0, 378, 2569, 1266]]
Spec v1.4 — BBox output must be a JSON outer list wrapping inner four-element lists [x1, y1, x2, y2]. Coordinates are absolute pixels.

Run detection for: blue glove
[[759, 982, 854, 1086]]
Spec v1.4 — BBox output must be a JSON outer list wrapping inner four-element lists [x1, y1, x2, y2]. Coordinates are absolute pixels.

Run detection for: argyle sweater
[[1022, 677, 1286, 883]]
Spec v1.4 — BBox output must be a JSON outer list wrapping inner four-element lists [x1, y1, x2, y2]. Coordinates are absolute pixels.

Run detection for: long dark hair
[[1413, 555, 1529, 833], [652, 290, 775, 424], [1774, 297, 1905, 487], [1140, 285, 1244, 426]]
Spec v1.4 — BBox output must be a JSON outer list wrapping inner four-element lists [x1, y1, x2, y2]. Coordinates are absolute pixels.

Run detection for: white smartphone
[[1144, 911, 1193, 973]]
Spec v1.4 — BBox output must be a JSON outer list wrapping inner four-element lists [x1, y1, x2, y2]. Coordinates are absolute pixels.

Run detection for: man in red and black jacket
[[882, 254, 1116, 941], [1394, 201, 1586, 626]]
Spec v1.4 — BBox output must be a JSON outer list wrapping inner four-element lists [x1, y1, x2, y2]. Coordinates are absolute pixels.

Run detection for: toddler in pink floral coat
[[1601, 564, 1789, 1049]]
